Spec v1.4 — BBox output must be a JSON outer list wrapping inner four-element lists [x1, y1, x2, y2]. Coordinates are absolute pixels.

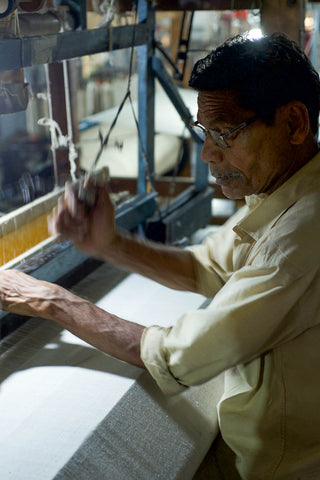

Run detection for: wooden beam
[[261, 0, 304, 45]]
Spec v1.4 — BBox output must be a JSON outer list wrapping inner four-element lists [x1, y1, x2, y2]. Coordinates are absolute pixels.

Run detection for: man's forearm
[[100, 231, 198, 293], [0, 269, 145, 368], [47, 287, 146, 368], [52, 185, 198, 293]]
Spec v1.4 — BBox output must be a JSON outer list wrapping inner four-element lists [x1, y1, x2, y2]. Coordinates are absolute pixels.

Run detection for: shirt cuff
[[140, 325, 188, 396]]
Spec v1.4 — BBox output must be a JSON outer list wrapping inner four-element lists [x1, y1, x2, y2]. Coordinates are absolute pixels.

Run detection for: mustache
[[211, 172, 242, 180]]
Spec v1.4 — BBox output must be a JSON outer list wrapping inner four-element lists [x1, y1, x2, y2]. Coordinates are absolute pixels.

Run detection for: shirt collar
[[233, 151, 320, 241]]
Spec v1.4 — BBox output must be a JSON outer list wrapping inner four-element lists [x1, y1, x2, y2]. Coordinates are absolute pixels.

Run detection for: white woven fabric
[[0, 264, 222, 479]]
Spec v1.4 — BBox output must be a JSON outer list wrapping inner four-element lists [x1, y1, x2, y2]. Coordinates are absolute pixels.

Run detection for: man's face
[[197, 90, 295, 199]]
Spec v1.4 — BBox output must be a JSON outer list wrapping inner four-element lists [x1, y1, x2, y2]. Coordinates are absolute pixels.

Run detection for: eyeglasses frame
[[190, 114, 261, 148]]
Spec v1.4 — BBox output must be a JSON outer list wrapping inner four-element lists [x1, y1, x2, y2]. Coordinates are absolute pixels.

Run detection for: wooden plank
[[261, 0, 303, 44]]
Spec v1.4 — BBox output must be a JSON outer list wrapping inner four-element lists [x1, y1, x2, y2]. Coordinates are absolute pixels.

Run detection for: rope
[[62, 59, 78, 182], [91, 0, 150, 183]]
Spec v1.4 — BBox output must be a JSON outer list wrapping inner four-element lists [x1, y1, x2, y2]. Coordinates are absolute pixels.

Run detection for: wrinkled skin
[[197, 90, 318, 199], [0, 269, 59, 318]]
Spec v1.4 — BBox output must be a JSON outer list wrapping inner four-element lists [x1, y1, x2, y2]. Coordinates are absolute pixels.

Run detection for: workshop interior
[[0, 1, 319, 479]]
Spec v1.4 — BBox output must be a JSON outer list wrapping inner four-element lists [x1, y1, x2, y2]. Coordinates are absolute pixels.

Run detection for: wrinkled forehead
[[197, 90, 251, 125]]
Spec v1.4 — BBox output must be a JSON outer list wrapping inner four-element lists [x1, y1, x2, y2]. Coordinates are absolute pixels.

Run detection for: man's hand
[[48, 177, 197, 294], [48, 181, 116, 258], [0, 269, 59, 318]]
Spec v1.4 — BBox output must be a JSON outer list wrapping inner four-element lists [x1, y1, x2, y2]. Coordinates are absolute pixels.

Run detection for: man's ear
[[284, 100, 310, 145]]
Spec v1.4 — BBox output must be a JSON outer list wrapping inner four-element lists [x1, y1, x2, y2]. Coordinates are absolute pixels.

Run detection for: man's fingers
[[65, 181, 86, 219], [48, 200, 88, 242]]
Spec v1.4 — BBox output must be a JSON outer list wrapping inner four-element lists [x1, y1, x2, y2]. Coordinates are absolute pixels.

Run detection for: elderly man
[[1, 33, 320, 479]]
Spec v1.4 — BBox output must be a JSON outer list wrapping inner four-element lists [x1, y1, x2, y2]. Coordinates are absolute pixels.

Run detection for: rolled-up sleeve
[[141, 326, 187, 395]]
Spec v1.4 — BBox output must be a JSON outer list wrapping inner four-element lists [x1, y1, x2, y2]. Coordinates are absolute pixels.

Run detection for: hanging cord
[[92, 0, 117, 28], [37, 65, 60, 188], [90, 0, 163, 222], [62, 59, 78, 182], [38, 64, 77, 186], [38, 14, 78, 184], [91, 89, 130, 169], [91, 0, 155, 194], [91, 3, 138, 169]]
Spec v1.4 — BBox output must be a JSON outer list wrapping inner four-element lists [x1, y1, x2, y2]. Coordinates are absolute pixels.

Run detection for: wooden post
[[261, 0, 305, 46]]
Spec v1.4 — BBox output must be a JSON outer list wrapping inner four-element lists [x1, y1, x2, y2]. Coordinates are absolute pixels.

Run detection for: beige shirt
[[141, 152, 320, 479]]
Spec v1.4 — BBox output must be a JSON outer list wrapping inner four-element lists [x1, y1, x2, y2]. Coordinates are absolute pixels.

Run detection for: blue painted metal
[[146, 186, 213, 244], [151, 56, 208, 191], [79, 0, 87, 30], [115, 192, 158, 230], [151, 56, 202, 144], [137, 0, 155, 194]]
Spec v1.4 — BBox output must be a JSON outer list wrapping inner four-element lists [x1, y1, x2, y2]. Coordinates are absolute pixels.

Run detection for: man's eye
[[213, 126, 232, 135], [209, 128, 223, 135], [228, 129, 242, 139]]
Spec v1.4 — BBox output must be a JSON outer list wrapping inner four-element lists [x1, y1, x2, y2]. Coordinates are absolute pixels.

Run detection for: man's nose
[[201, 137, 224, 164]]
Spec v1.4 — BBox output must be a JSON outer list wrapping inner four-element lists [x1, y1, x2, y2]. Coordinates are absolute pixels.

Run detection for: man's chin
[[220, 185, 247, 200]]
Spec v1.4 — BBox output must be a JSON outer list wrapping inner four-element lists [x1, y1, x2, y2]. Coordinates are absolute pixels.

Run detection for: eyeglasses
[[190, 114, 260, 148]]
